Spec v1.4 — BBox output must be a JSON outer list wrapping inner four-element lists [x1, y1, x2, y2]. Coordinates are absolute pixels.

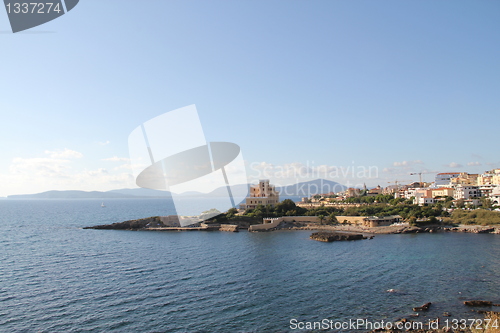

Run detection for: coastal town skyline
[[1, 1, 499, 196], [3, 2, 500, 332]]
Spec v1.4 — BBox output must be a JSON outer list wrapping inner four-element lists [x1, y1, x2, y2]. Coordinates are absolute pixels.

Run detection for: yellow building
[[241, 179, 280, 210], [493, 174, 500, 185], [450, 173, 478, 186], [478, 169, 500, 185], [431, 187, 454, 198]]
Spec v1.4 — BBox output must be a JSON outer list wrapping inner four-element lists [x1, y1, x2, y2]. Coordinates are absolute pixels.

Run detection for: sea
[[1, 198, 499, 332]]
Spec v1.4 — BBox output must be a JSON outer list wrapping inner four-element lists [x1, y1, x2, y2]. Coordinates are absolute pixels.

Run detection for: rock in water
[[464, 300, 493, 307], [310, 232, 365, 242], [413, 302, 431, 312]]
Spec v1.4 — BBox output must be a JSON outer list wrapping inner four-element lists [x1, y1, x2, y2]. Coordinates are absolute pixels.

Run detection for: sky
[[0, 0, 499, 196]]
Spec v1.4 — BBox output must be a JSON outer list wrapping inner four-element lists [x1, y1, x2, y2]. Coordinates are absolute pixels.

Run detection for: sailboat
[[101, 202, 106, 208]]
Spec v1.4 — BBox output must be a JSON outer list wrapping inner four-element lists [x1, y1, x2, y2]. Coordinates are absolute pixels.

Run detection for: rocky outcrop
[[310, 232, 365, 242], [84, 216, 164, 230], [447, 226, 499, 233], [464, 300, 493, 307], [219, 224, 239, 232], [412, 302, 431, 312]]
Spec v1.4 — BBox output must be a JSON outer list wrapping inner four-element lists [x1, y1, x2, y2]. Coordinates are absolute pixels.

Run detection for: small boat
[[101, 202, 106, 207]]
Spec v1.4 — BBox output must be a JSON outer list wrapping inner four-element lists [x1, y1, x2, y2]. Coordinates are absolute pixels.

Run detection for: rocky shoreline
[[310, 231, 367, 242], [366, 300, 500, 333], [84, 217, 500, 235]]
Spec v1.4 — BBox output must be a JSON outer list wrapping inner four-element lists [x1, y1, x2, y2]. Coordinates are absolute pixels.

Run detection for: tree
[[428, 216, 438, 224], [480, 197, 492, 209], [226, 208, 238, 219], [329, 213, 338, 225], [455, 199, 465, 209], [318, 215, 325, 225], [408, 216, 417, 226]]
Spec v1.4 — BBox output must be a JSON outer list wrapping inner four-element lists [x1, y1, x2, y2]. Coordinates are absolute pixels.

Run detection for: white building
[[435, 172, 461, 186], [415, 196, 435, 205], [454, 185, 480, 200]]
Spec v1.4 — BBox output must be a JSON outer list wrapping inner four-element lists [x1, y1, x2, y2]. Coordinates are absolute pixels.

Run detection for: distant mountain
[[7, 179, 346, 199], [107, 188, 172, 197], [206, 184, 250, 197], [7, 190, 136, 199]]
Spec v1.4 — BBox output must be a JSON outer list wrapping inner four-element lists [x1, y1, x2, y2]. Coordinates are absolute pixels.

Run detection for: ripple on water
[[1, 201, 500, 332]]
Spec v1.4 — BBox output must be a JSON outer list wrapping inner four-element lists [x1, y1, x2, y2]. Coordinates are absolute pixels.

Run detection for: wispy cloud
[[44, 148, 83, 159], [471, 153, 483, 160], [392, 160, 423, 167], [467, 161, 481, 166], [102, 156, 130, 162], [1, 149, 135, 196], [97, 141, 110, 146], [446, 162, 463, 168], [10, 157, 72, 178]]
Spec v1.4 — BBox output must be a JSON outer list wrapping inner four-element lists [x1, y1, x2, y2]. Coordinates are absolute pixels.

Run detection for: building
[[415, 196, 435, 205], [478, 185, 495, 199], [367, 185, 383, 196], [240, 179, 280, 210], [450, 173, 479, 186], [435, 173, 461, 186], [454, 185, 480, 200], [431, 187, 454, 198], [490, 187, 500, 206], [362, 215, 402, 227], [478, 169, 500, 185], [345, 187, 362, 198]]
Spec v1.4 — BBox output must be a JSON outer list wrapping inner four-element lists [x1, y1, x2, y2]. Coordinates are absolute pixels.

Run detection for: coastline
[[273, 223, 500, 235], [84, 216, 500, 235]]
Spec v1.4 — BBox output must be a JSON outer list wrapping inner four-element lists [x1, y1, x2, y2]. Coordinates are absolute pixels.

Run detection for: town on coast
[[87, 168, 500, 235]]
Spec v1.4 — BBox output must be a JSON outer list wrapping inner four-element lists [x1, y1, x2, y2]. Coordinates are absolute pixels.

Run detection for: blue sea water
[[1, 199, 500, 332]]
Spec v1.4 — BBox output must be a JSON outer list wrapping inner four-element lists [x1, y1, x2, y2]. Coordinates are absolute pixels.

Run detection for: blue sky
[[1, 0, 499, 196]]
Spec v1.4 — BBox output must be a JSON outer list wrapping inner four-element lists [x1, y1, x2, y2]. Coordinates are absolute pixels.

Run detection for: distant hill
[[7, 190, 136, 199], [107, 188, 173, 197], [7, 179, 346, 199], [206, 184, 250, 197]]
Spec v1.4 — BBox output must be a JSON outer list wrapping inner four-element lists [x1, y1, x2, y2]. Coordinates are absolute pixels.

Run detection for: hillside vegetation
[[451, 209, 500, 225]]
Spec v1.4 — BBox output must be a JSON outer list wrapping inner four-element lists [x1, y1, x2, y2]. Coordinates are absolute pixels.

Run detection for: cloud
[[471, 153, 483, 160], [102, 156, 130, 162], [393, 160, 423, 167], [446, 162, 463, 168], [112, 163, 145, 171], [467, 161, 481, 166], [10, 157, 72, 178], [1, 149, 136, 196], [97, 141, 110, 146], [44, 148, 83, 159]]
